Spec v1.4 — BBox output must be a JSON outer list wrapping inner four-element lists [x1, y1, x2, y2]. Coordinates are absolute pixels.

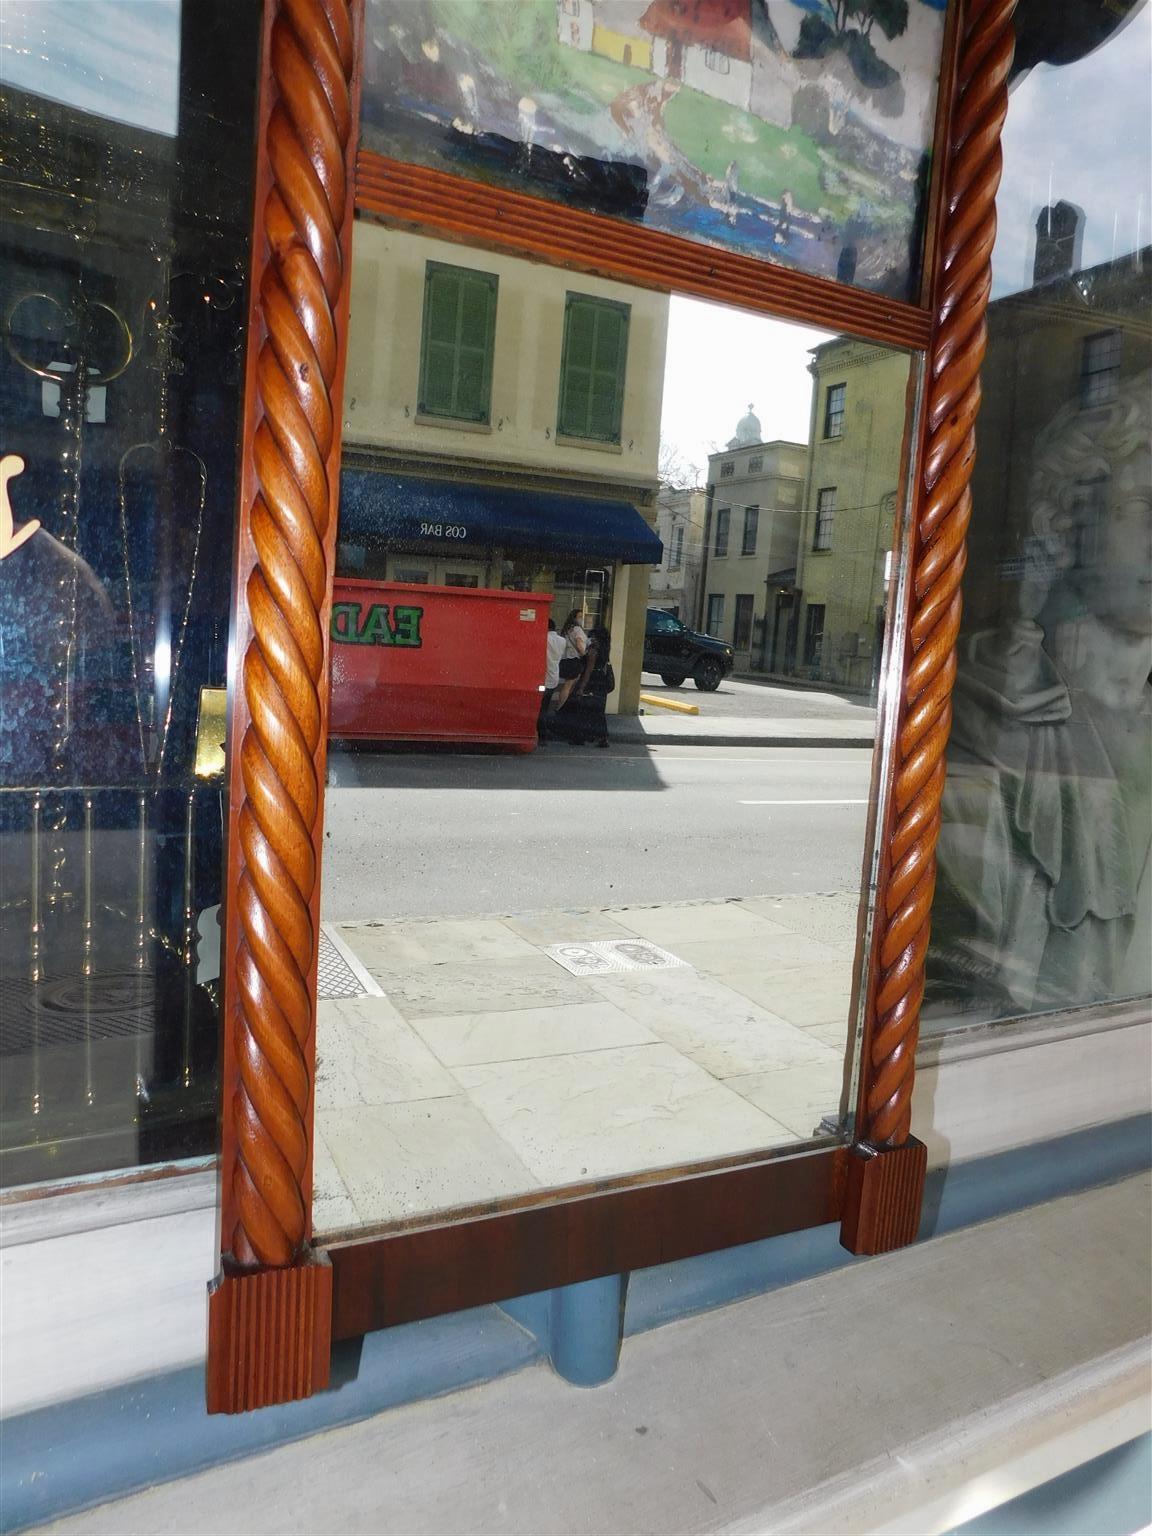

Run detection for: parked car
[[642, 608, 734, 691]]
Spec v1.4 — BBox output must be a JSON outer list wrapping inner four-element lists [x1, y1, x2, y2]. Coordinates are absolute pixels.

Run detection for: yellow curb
[[639, 693, 700, 715]]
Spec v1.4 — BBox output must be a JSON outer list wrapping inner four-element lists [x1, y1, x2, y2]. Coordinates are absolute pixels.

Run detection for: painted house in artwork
[[641, 0, 753, 112], [555, 0, 655, 69]]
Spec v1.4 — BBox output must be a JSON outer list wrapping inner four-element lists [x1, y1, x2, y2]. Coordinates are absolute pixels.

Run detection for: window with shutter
[[557, 293, 630, 443], [418, 262, 498, 423]]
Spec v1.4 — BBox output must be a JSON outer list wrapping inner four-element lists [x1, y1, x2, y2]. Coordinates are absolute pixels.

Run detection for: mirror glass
[[312, 215, 915, 1237]]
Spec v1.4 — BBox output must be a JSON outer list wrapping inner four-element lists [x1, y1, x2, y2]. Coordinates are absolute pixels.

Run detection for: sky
[[991, 1, 1151, 297], [658, 297, 833, 481], [0, 0, 181, 137]]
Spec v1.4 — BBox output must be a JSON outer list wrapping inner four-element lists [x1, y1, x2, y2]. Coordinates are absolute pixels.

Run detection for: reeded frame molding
[[209, 0, 1018, 1408]]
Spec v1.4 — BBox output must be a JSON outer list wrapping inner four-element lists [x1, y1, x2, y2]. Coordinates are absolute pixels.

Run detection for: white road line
[[739, 798, 869, 806]]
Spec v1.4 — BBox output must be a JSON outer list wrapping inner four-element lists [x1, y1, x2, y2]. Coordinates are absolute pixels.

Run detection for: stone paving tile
[[608, 901, 793, 946], [410, 1000, 655, 1068], [324, 1097, 540, 1227], [738, 893, 863, 946], [338, 917, 539, 973], [315, 996, 458, 1111], [720, 968, 855, 1029], [455, 1044, 796, 1186], [588, 968, 836, 1079], [726, 1059, 849, 1140], [345, 955, 592, 1019], [499, 910, 637, 946], [667, 933, 849, 979], [312, 1124, 360, 1236]]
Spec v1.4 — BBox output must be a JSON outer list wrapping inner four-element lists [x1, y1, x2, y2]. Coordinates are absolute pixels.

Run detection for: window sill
[[414, 413, 493, 434], [554, 434, 623, 455]]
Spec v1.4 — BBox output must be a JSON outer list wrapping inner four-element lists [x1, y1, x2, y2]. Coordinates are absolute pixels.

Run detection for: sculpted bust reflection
[[930, 370, 1152, 1017]]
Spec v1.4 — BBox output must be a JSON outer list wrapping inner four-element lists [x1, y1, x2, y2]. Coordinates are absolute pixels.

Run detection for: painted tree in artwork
[[795, 0, 909, 96], [846, 0, 910, 41]]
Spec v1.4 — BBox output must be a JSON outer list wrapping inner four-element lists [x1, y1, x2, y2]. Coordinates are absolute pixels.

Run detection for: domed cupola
[[727, 403, 761, 450]]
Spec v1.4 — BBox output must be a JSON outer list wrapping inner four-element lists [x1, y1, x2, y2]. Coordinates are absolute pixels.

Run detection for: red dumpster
[[328, 579, 552, 751]]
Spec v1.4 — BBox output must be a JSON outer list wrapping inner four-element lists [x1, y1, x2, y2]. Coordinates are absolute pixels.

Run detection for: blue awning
[[338, 469, 663, 566]]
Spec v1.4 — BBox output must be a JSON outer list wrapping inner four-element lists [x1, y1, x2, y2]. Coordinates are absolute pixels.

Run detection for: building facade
[[341, 222, 669, 712], [790, 338, 910, 692], [647, 483, 708, 620], [699, 411, 806, 667]]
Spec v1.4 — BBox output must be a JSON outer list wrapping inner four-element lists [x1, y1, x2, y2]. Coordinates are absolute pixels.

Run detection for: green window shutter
[[419, 263, 497, 422], [558, 295, 629, 442]]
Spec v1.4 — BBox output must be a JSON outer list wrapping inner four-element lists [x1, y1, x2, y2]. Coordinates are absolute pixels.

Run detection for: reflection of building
[[340, 223, 668, 714], [699, 408, 806, 666], [929, 211, 1152, 1023], [648, 483, 707, 619], [960, 213, 1152, 635], [791, 338, 908, 691]]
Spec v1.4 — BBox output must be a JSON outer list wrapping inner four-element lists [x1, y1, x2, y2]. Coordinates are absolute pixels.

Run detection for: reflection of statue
[[0, 454, 117, 785], [930, 372, 1152, 1017]]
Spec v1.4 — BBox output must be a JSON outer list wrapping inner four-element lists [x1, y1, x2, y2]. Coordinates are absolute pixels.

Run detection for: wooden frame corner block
[[839, 1137, 928, 1256], [207, 1253, 333, 1414]]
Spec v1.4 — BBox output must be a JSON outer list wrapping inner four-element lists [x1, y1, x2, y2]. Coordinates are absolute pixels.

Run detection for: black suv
[[642, 608, 734, 691]]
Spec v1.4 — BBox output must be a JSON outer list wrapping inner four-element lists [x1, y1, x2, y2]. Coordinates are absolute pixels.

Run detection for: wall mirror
[[309, 215, 918, 1241], [207, 0, 1001, 1411]]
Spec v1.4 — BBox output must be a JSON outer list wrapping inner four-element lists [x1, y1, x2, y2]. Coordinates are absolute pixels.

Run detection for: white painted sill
[[0, 1002, 1147, 1417]]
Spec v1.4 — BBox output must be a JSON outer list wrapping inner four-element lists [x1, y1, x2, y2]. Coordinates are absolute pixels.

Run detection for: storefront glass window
[[318, 213, 918, 1239], [925, 0, 1152, 1030], [0, 2, 260, 1185]]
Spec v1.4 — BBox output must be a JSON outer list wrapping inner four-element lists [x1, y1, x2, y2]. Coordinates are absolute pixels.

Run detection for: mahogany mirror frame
[[206, 0, 1017, 1413]]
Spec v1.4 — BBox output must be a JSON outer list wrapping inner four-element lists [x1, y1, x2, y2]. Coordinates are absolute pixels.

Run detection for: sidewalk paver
[[313, 893, 859, 1237]]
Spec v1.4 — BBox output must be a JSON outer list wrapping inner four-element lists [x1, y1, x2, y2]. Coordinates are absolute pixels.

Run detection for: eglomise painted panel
[[360, 0, 948, 302]]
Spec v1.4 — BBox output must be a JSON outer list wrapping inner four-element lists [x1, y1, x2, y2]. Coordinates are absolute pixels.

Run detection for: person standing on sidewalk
[[553, 608, 588, 711], [539, 619, 566, 743]]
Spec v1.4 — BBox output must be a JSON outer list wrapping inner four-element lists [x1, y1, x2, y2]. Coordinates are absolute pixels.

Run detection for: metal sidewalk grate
[[317, 926, 384, 1001], [0, 972, 156, 1055], [543, 938, 687, 978]]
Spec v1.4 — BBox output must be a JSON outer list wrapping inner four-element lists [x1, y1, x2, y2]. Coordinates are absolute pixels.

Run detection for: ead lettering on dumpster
[[331, 601, 424, 648]]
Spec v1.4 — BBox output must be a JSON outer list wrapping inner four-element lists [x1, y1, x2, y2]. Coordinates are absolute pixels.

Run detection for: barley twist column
[[843, 0, 1017, 1252], [208, 0, 361, 1412]]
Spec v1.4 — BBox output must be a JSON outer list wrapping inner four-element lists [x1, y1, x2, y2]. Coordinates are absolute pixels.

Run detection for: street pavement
[[640, 672, 876, 723], [633, 674, 876, 746], [322, 744, 874, 922]]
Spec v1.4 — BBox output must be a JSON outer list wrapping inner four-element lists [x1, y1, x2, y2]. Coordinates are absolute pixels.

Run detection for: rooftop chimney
[[1032, 200, 1084, 284]]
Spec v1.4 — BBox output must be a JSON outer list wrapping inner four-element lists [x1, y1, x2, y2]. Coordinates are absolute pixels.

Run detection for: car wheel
[[693, 658, 723, 691], [660, 673, 687, 688]]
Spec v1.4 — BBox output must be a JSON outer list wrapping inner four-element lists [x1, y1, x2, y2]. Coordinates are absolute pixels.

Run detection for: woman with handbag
[[552, 607, 588, 711], [558, 625, 615, 748]]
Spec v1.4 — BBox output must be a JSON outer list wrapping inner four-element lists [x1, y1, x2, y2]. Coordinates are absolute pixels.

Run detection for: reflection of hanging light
[[154, 634, 172, 697]]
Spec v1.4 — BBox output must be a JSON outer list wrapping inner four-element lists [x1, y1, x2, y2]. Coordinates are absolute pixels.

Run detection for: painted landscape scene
[[361, 0, 947, 301]]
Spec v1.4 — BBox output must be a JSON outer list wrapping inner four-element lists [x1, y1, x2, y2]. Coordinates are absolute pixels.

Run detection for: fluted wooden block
[[207, 1255, 333, 1414]]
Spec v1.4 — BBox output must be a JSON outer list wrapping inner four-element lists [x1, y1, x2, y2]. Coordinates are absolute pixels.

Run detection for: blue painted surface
[[625, 1113, 1152, 1335], [500, 1274, 627, 1386], [2, 1306, 541, 1535], [2, 1112, 1149, 1534], [943, 1433, 1152, 1536]]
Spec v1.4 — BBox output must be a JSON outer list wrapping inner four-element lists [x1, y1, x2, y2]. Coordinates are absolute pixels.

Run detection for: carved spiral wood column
[[208, 0, 362, 1413], [841, 0, 1017, 1255]]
